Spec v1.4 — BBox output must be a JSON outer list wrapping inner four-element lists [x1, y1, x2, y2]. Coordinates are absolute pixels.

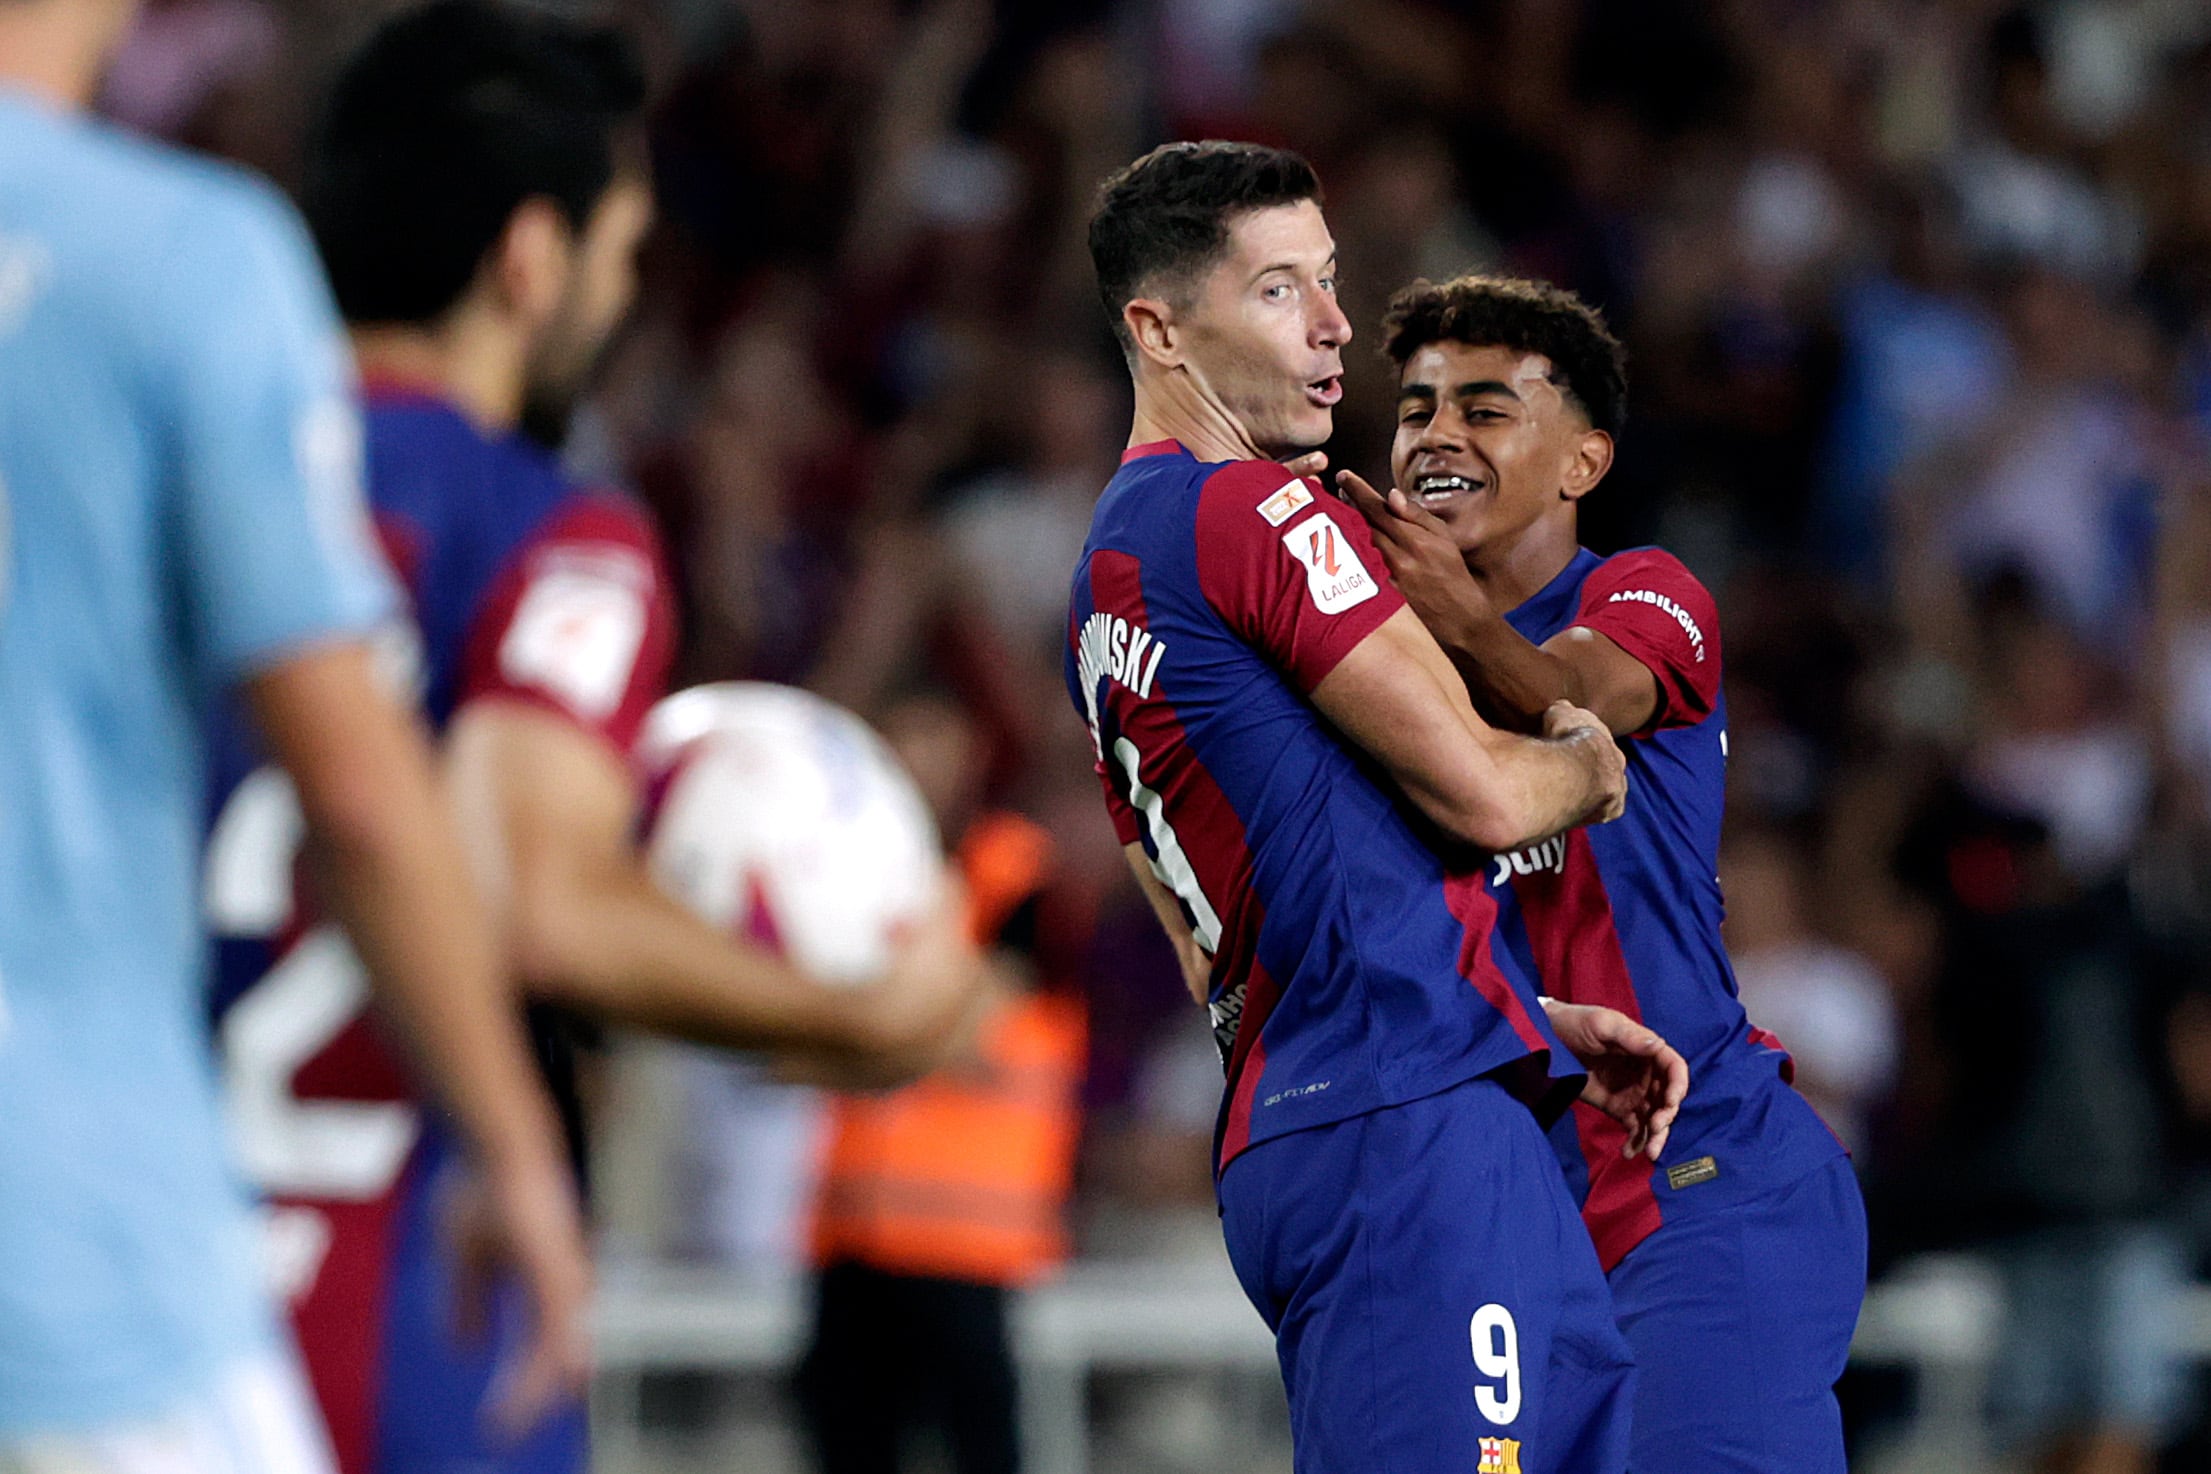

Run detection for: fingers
[[1281, 450, 1329, 478], [485, 1308, 592, 1443], [1334, 468, 1393, 528]]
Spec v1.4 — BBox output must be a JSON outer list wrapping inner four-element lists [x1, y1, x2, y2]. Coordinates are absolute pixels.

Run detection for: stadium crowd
[[94, 0, 2211, 1468]]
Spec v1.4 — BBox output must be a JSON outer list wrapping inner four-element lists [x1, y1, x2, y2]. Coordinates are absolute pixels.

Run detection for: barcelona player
[[1336, 274, 1867, 1474], [0, 0, 588, 1465], [1070, 141, 1688, 1474], [203, 7, 980, 1474]]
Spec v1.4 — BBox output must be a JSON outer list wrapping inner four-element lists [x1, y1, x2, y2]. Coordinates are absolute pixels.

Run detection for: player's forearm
[[1479, 724, 1615, 850], [278, 691, 568, 1185], [507, 865, 870, 1058], [1432, 604, 1579, 735]]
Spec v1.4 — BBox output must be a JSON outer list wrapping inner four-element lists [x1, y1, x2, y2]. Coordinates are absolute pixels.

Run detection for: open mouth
[[1305, 375, 1343, 407], [1410, 471, 1484, 508]]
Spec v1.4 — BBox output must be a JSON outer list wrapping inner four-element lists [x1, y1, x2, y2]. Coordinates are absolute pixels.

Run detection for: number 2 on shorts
[[1471, 1303, 1522, 1425]]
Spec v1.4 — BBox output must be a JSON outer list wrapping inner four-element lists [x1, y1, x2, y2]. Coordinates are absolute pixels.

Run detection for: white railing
[[591, 1253, 2211, 1474]]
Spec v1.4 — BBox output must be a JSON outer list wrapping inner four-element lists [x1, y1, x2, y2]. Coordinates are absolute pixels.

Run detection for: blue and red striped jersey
[[204, 382, 677, 1474], [1486, 546, 1845, 1269], [1065, 441, 1581, 1171]]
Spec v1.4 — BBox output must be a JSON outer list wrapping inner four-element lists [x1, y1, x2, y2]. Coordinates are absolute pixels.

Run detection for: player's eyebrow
[[1248, 251, 1338, 285], [1397, 379, 1522, 405]]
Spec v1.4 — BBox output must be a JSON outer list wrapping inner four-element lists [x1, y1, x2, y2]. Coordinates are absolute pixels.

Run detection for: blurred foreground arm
[[244, 642, 590, 1436], [445, 701, 982, 1087]]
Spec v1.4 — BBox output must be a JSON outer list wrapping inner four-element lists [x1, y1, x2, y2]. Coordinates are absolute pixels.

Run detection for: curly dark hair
[[1089, 141, 1323, 354], [1381, 275, 1628, 435]]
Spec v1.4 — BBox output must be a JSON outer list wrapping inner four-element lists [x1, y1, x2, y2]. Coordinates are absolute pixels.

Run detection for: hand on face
[[1334, 467, 1493, 642]]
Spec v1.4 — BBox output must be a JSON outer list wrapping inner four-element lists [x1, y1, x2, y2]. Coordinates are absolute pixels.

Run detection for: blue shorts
[[1605, 1153, 1867, 1474], [1220, 1075, 1635, 1474]]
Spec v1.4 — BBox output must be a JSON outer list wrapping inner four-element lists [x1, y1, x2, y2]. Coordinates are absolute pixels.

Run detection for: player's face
[[1180, 200, 1349, 457], [523, 171, 654, 434], [1390, 340, 1598, 557]]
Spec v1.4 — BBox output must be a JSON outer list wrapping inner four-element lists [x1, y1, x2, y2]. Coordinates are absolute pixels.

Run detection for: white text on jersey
[[1077, 610, 1167, 706], [1490, 834, 1568, 885], [1606, 587, 1705, 661]]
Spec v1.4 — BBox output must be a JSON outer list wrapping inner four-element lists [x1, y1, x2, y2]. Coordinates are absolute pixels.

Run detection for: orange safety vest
[[809, 813, 1088, 1287]]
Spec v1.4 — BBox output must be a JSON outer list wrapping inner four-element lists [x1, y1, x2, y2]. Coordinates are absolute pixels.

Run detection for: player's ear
[[1124, 297, 1183, 370], [1560, 428, 1614, 504], [488, 198, 574, 328]]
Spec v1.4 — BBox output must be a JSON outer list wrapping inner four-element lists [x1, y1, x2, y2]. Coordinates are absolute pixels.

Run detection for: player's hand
[[444, 1148, 595, 1441], [1333, 469, 1493, 642], [1539, 999, 1688, 1160], [1280, 450, 1329, 479], [1544, 700, 1627, 823], [837, 876, 988, 1085]]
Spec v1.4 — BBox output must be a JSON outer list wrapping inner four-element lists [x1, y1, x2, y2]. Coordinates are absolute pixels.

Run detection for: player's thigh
[[0, 1352, 336, 1474], [1607, 1155, 1866, 1474], [1221, 1078, 1633, 1474]]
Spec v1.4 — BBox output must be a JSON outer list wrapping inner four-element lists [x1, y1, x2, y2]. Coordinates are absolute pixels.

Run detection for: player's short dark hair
[[305, 0, 646, 325], [1088, 140, 1323, 353], [1382, 275, 1628, 436]]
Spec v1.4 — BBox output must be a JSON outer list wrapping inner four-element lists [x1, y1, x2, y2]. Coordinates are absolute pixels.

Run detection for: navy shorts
[[1220, 1075, 1635, 1474], [1605, 1153, 1867, 1474]]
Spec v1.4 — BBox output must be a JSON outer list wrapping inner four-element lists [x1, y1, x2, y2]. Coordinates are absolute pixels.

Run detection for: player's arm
[[1311, 606, 1625, 853], [443, 701, 979, 1086], [244, 643, 590, 1432], [1123, 842, 1213, 1005], [1336, 469, 1658, 735]]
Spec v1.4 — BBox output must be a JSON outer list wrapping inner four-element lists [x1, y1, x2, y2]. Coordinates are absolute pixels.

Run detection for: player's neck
[[1465, 512, 1580, 614], [1128, 372, 1267, 466], [0, 4, 130, 111], [351, 320, 525, 435]]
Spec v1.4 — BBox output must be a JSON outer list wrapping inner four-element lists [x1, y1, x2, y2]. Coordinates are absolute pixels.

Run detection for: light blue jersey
[[0, 86, 393, 1432]]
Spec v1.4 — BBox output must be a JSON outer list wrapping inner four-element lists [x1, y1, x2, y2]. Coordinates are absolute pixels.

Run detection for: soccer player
[[201, 6, 980, 1474], [0, 0, 590, 1466], [1071, 140, 1687, 1474], [1336, 274, 1868, 1474]]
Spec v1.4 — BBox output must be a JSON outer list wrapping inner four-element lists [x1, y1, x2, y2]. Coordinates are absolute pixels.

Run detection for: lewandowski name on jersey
[[1065, 441, 1580, 1172]]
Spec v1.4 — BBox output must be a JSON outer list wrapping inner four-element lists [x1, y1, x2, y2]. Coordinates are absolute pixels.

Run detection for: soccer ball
[[636, 682, 944, 983]]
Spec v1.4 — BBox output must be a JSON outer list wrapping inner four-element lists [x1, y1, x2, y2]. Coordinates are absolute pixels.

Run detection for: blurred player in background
[[202, 5, 982, 1474], [1336, 274, 1867, 1474], [0, 0, 590, 1467], [1071, 140, 1685, 1474]]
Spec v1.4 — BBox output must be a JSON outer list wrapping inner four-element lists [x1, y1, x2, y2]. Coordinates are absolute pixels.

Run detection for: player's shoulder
[[1194, 456, 1325, 528], [1580, 545, 1719, 619]]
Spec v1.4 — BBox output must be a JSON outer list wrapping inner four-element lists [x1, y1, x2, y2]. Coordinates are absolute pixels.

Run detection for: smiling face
[[1167, 199, 1350, 457], [1389, 339, 1612, 559]]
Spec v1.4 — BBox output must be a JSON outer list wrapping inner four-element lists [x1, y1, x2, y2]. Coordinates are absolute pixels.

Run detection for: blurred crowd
[[103, 0, 2211, 1467]]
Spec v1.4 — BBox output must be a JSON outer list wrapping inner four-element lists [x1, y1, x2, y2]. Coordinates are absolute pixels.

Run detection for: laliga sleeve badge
[[1257, 478, 1314, 526], [1282, 513, 1377, 614], [1477, 1436, 1522, 1473]]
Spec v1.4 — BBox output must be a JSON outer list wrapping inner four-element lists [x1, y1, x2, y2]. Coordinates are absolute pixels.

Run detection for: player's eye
[[1261, 281, 1291, 302], [1318, 274, 1338, 294], [1399, 408, 1432, 426]]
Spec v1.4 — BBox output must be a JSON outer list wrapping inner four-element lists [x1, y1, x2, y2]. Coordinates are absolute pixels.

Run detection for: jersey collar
[[1120, 439, 1186, 464]]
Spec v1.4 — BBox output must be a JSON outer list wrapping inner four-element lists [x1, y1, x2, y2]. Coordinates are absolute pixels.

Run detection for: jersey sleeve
[[457, 495, 678, 755], [1570, 548, 1722, 731], [161, 178, 397, 679], [1192, 461, 1404, 693]]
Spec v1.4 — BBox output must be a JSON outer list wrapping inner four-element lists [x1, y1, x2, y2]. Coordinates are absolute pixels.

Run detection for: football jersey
[[204, 383, 676, 1474], [1484, 546, 1845, 1269], [0, 87, 393, 1430], [1066, 441, 1581, 1172]]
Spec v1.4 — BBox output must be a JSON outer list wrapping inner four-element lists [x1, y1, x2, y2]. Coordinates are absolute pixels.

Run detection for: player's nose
[[1312, 293, 1351, 350]]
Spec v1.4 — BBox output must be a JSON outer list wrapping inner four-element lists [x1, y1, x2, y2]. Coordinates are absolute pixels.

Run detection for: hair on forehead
[[1087, 140, 1323, 354], [1383, 274, 1627, 435]]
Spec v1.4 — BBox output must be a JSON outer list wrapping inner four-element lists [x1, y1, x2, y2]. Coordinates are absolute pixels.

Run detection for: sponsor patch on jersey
[[1665, 1154, 1720, 1191], [499, 559, 649, 719], [1282, 514, 1378, 614], [1256, 478, 1314, 527], [1477, 1436, 1523, 1473], [1605, 587, 1707, 661]]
